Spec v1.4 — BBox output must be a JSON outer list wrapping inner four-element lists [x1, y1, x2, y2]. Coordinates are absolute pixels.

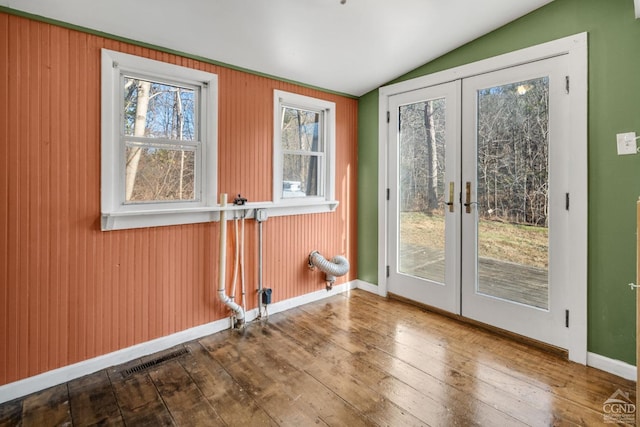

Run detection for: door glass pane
[[398, 98, 447, 284], [476, 77, 549, 309]]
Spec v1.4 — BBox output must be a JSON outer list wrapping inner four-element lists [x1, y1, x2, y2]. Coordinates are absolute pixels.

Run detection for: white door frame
[[377, 33, 588, 363]]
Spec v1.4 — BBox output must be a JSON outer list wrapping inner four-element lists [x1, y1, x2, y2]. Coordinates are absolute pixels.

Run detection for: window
[[101, 49, 218, 230], [273, 90, 337, 211]]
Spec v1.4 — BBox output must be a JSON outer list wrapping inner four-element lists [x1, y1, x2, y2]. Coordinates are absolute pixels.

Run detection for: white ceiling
[[2, 0, 554, 96]]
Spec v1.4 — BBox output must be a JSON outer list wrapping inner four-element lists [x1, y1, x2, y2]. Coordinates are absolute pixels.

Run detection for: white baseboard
[[587, 352, 637, 381], [8, 282, 629, 405], [258, 280, 357, 318], [355, 281, 637, 382], [0, 316, 232, 404], [0, 280, 358, 404], [354, 279, 381, 295]]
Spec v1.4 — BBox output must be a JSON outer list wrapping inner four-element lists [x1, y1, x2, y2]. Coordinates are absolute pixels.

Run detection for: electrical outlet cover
[[616, 132, 637, 155], [256, 209, 268, 222]]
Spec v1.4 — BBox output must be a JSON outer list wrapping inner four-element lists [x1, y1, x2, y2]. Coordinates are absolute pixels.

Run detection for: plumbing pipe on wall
[[230, 212, 247, 316], [239, 215, 247, 316], [256, 210, 266, 318], [218, 193, 245, 326], [308, 250, 350, 290]]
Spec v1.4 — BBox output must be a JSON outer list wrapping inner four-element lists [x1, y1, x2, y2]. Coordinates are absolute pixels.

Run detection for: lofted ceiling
[[1, 0, 554, 96]]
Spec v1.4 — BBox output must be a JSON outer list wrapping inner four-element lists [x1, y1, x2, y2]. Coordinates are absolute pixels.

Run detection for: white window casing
[[101, 52, 339, 229], [273, 90, 338, 214], [101, 49, 219, 230]]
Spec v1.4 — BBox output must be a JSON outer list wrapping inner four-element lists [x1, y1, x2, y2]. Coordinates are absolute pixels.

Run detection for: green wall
[[357, 0, 640, 364]]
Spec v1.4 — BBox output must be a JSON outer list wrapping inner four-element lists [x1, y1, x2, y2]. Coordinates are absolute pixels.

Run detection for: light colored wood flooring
[[0, 289, 635, 426]]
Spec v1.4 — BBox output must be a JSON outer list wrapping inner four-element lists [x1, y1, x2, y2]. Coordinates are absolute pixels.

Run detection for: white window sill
[[248, 200, 340, 218], [101, 200, 339, 231], [101, 208, 220, 231]]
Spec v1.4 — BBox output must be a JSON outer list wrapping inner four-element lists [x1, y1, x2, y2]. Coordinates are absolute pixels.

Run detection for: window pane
[[124, 77, 196, 141], [281, 107, 323, 151], [397, 97, 446, 285], [476, 76, 549, 309], [282, 154, 322, 198], [125, 143, 196, 202]]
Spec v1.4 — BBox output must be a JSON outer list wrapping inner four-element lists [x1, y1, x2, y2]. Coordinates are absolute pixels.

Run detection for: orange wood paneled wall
[[0, 13, 358, 386]]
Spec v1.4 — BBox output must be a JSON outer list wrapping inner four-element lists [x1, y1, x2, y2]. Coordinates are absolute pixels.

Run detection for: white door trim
[[378, 33, 587, 363]]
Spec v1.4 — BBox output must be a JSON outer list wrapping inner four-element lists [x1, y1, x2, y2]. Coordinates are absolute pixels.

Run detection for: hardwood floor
[[0, 289, 635, 426]]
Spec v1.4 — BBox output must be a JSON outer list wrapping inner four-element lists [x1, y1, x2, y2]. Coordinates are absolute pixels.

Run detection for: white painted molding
[[377, 90, 389, 299], [0, 316, 231, 404], [355, 279, 381, 295], [635, 0, 640, 19], [0, 280, 358, 404], [251, 280, 357, 319], [587, 352, 637, 381], [1, 281, 634, 404]]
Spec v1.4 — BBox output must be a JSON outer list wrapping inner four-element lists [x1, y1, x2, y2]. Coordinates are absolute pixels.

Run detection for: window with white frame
[[273, 90, 336, 209], [101, 49, 218, 230]]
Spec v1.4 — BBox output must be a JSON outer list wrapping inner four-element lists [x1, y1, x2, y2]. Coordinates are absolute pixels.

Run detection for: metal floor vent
[[123, 347, 190, 377]]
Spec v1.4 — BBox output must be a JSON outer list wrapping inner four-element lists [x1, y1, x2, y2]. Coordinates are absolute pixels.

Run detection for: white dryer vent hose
[[308, 251, 350, 290]]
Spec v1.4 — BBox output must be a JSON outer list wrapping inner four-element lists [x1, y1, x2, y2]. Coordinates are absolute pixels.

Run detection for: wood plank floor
[[0, 290, 635, 426]]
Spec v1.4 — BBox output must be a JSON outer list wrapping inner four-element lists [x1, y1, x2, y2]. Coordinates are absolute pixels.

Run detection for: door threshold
[[388, 292, 568, 360]]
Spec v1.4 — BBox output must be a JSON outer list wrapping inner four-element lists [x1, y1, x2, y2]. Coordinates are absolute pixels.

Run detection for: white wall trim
[[248, 280, 358, 320], [635, 0, 640, 19], [0, 316, 231, 404], [2, 281, 632, 404], [100, 49, 219, 231], [0, 280, 359, 404], [354, 280, 636, 382], [587, 352, 637, 381], [355, 279, 382, 295], [358, 279, 636, 382], [377, 96, 390, 298]]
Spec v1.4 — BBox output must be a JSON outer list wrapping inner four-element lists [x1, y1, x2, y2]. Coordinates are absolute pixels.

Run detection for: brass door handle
[[445, 182, 455, 213], [463, 181, 472, 213]]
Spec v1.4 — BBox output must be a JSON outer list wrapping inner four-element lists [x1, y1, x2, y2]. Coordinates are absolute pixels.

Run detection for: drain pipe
[[218, 193, 245, 327], [257, 210, 265, 318], [308, 251, 350, 290], [240, 214, 247, 316]]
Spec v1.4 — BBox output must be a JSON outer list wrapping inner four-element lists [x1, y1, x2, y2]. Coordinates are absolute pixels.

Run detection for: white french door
[[387, 54, 572, 349], [460, 56, 570, 348], [387, 82, 461, 314]]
